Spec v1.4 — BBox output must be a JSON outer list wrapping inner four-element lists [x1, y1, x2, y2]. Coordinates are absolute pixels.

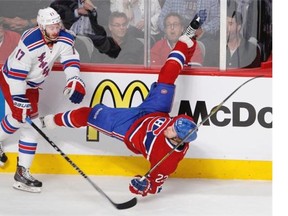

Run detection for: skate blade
[[0, 161, 7, 168], [0, 157, 8, 167], [13, 182, 41, 193]]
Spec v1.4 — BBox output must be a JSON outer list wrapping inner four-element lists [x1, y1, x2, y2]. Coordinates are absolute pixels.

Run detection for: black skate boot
[[39, 116, 46, 128], [0, 142, 8, 167], [13, 158, 42, 193], [183, 14, 202, 38]]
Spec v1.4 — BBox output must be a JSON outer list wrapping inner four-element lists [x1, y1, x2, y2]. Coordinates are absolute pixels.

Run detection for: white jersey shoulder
[[2, 27, 80, 95]]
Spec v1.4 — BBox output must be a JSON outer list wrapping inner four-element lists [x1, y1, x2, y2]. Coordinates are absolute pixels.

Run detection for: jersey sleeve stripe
[[58, 36, 74, 46], [27, 80, 45, 88], [27, 40, 45, 51], [62, 59, 80, 70], [4, 67, 28, 81], [166, 51, 185, 69]]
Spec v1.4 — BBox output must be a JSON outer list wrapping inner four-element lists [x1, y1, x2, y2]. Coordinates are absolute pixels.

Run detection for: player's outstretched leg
[[157, 16, 201, 85], [174, 13, 204, 65], [13, 157, 42, 193], [41, 107, 91, 129]]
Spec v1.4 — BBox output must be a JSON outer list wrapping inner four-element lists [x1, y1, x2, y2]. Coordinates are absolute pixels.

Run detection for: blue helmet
[[174, 117, 197, 142]]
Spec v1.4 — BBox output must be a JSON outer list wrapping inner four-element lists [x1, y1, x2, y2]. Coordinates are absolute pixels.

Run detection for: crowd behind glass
[[0, 0, 272, 70]]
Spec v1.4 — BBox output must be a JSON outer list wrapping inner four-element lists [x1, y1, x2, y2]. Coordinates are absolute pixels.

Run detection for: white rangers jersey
[[1, 27, 80, 96]]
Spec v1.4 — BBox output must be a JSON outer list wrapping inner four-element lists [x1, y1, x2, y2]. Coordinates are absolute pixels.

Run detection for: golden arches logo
[[87, 79, 149, 141]]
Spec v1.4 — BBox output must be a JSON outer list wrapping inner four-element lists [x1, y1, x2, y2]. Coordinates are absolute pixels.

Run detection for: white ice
[[0, 174, 271, 216]]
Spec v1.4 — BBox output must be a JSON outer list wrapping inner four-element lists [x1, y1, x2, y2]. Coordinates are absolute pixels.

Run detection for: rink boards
[[0, 69, 272, 180]]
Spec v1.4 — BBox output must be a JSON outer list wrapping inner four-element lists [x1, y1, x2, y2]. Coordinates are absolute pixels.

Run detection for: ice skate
[[182, 14, 201, 39], [13, 159, 42, 193], [178, 14, 203, 49], [0, 142, 8, 167], [40, 115, 56, 129]]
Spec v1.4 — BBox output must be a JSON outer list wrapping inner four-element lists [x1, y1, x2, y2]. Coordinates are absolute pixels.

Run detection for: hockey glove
[[197, 9, 207, 26], [12, 95, 31, 123], [63, 76, 86, 104], [129, 175, 151, 197]]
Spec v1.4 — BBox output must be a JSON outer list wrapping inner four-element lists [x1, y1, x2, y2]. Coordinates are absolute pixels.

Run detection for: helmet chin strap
[[171, 136, 182, 144]]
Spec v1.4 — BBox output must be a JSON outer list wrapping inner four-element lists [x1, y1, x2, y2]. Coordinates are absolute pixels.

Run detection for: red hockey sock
[[157, 60, 182, 84], [157, 40, 191, 84], [186, 39, 197, 62], [54, 107, 92, 128]]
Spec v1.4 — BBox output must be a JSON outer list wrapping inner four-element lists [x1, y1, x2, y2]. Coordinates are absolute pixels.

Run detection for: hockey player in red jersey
[[42, 15, 202, 197], [0, 7, 86, 192]]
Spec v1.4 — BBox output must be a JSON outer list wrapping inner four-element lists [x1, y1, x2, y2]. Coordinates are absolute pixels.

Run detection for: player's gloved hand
[[129, 175, 151, 197], [197, 9, 207, 26], [63, 76, 86, 104], [129, 175, 164, 196], [12, 95, 31, 123]]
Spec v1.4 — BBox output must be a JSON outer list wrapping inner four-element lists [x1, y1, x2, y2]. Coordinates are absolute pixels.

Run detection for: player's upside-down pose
[[42, 15, 202, 197]]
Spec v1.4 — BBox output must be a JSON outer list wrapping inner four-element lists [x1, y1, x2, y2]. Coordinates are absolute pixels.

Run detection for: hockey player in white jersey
[[0, 7, 86, 192]]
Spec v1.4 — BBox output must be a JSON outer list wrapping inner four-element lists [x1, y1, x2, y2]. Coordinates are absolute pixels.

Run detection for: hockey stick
[[142, 75, 263, 179], [25, 117, 137, 210]]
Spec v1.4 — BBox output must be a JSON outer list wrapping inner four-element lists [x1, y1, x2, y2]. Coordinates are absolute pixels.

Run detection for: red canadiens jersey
[[124, 112, 192, 192]]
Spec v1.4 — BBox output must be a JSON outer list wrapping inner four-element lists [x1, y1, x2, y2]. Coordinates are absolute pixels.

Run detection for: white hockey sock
[[18, 139, 37, 168], [179, 35, 194, 48], [0, 114, 21, 142]]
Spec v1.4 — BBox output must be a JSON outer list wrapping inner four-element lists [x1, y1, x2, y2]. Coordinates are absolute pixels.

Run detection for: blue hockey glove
[[63, 76, 86, 104], [197, 9, 207, 26], [129, 175, 151, 197]]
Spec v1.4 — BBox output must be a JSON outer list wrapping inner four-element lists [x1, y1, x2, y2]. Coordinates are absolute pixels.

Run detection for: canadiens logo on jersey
[[160, 88, 168, 94], [147, 117, 170, 135], [145, 117, 171, 156]]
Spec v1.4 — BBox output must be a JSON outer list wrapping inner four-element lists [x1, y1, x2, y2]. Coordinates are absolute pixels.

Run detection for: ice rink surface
[[0, 174, 271, 216]]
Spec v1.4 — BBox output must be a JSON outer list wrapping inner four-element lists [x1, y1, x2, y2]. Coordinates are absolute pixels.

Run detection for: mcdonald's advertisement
[[1, 71, 272, 162]]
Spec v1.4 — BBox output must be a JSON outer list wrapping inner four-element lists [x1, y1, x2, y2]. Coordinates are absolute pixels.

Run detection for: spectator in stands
[[157, 0, 220, 38], [235, 0, 272, 62], [0, 0, 50, 34], [110, 0, 162, 42], [226, 1, 261, 68], [151, 13, 203, 66], [50, 0, 99, 63], [0, 17, 21, 63], [203, 0, 261, 68], [158, 0, 219, 66], [50, 0, 111, 34], [51, 0, 119, 63], [91, 11, 144, 65]]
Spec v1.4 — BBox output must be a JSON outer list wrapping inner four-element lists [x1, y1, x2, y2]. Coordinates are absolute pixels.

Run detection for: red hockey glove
[[129, 175, 151, 197], [12, 95, 31, 123], [63, 76, 86, 104]]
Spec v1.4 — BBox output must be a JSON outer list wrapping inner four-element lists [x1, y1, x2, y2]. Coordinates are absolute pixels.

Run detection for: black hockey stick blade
[[114, 197, 137, 210], [85, 176, 137, 209], [25, 117, 137, 210]]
